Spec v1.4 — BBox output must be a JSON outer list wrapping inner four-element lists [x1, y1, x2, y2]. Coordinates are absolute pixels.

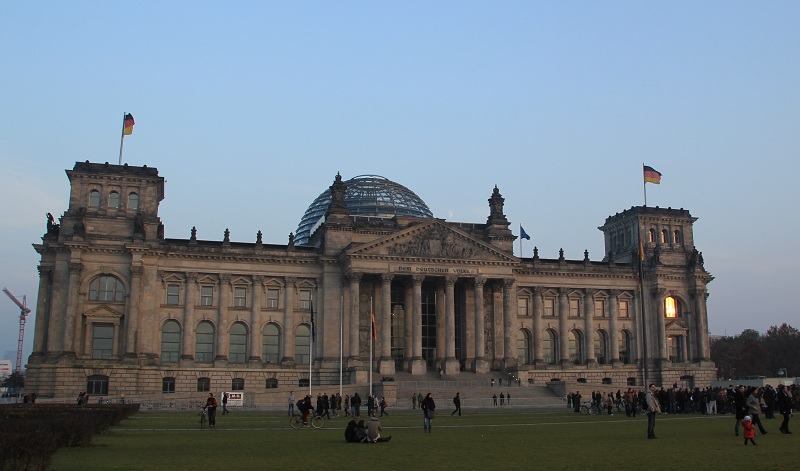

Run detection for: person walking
[[412, 393, 418, 409], [222, 392, 229, 415], [746, 387, 768, 435], [451, 392, 462, 416], [421, 393, 436, 433], [205, 393, 218, 429], [288, 391, 295, 417], [777, 384, 792, 434], [492, 393, 497, 406], [646, 383, 662, 439], [742, 416, 758, 446], [380, 397, 389, 416]]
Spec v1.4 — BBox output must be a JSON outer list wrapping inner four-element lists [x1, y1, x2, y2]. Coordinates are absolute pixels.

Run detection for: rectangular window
[[517, 298, 529, 317], [569, 299, 580, 317], [299, 290, 311, 310], [234, 286, 247, 307], [200, 286, 214, 306], [197, 377, 210, 392], [544, 298, 555, 316], [162, 377, 176, 394], [594, 299, 606, 318], [232, 378, 245, 391], [619, 300, 629, 318], [166, 284, 180, 305], [266, 288, 279, 309], [92, 323, 114, 359]]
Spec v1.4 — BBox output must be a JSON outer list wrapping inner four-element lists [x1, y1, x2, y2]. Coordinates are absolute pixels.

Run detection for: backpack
[[297, 400, 305, 412]]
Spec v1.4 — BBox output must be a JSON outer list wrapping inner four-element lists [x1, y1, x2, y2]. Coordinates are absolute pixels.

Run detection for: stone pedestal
[[410, 357, 427, 375]]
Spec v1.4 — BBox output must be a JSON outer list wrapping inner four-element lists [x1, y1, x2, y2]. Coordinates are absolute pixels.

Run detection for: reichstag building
[[26, 162, 716, 401]]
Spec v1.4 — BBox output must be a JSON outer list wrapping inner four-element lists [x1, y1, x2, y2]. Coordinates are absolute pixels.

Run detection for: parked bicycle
[[580, 401, 605, 415], [290, 412, 324, 429], [199, 406, 208, 429]]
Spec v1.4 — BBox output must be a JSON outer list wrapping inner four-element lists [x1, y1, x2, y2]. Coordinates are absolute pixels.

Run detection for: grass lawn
[[49, 407, 796, 471]]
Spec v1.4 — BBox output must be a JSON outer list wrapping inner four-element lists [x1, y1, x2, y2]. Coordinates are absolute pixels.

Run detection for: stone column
[[281, 276, 296, 366], [609, 290, 620, 365], [410, 275, 426, 374], [584, 289, 596, 366], [444, 276, 459, 375], [473, 277, 489, 373], [532, 286, 544, 365], [502, 278, 517, 370], [181, 272, 196, 363], [63, 261, 83, 357], [654, 288, 667, 362], [403, 279, 413, 371], [693, 289, 710, 361], [126, 265, 145, 359], [348, 273, 361, 364], [249, 275, 264, 364], [379, 274, 395, 375], [31, 266, 52, 359], [435, 282, 445, 367], [215, 274, 231, 363], [558, 287, 570, 367]]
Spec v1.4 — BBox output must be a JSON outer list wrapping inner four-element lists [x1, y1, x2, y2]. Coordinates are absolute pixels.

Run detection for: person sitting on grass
[[367, 416, 392, 443]]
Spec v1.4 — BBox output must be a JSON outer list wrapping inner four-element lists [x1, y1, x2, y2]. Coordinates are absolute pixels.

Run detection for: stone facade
[[26, 162, 716, 402]]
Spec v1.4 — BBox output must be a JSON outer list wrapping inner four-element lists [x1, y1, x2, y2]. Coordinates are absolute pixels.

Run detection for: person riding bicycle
[[298, 394, 314, 425]]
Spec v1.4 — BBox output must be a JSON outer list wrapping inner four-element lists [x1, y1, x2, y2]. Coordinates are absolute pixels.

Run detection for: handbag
[[427, 409, 435, 419]]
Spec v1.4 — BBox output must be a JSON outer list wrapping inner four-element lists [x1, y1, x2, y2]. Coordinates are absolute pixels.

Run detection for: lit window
[[200, 286, 214, 306], [544, 298, 555, 316], [166, 284, 180, 305], [89, 190, 101, 208], [594, 299, 606, 318], [109, 191, 120, 209], [517, 298, 529, 317], [665, 297, 677, 318], [569, 299, 580, 317], [661, 229, 669, 244], [619, 300, 629, 318], [127, 192, 139, 210], [234, 287, 247, 307], [648, 228, 656, 243], [266, 288, 280, 309]]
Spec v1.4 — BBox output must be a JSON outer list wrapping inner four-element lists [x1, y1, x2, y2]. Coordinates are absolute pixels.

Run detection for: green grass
[[49, 408, 796, 471]]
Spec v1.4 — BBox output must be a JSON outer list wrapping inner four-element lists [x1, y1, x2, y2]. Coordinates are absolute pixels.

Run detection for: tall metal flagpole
[[118, 112, 127, 165], [642, 163, 647, 207], [309, 296, 313, 397], [339, 294, 343, 398], [637, 223, 649, 388], [369, 297, 374, 401]]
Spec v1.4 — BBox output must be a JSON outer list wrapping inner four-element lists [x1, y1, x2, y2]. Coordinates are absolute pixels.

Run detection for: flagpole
[[118, 112, 126, 165], [637, 223, 649, 388], [339, 294, 343, 398], [642, 163, 647, 207], [369, 297, 374, 402], [519, 224, 522, 256], [309, 296, 313, 397]]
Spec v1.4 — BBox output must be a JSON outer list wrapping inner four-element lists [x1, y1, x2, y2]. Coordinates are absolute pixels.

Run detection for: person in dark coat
[[421, 393, 436, 433], [451, 392, 462, 416], [573, 391, 582, 413], [733, 385, 748, 436], [777, 384, 792, 434]]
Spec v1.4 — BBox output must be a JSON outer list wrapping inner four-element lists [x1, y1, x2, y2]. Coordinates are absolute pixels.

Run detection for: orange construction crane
[[3, 288, 31, 374]]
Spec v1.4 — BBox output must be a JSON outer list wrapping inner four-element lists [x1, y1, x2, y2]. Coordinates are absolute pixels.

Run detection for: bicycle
[[199, 406, 208, 429], [580, 402, 601, 415], [290, 411, 324, 429]]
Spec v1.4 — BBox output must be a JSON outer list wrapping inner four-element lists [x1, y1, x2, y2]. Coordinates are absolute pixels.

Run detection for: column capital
[[651, 287, 667, 298], [412, 274, 425, 284], [284, 276, 296, 285], [252, 274, 265, 284], [37, 265, 53, 277], [502, 278, 515, 288], [220, 273, 232, 284], [473, 276, 486, 287], [609, 289, 621, 297], [184, 271, 197, 282], [347, 272, 363, 283], [583, 288, 595, 297], [690, 288, 706, 298], [445, 275, 457, 286], [381, 273, 394, 283], [558, 286, 569, 297], [132, 265, 145, 277], [69, 262, 83, 274]]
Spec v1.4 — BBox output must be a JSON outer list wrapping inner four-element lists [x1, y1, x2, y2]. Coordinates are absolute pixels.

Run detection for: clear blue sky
[[1, 2, 798, 362]]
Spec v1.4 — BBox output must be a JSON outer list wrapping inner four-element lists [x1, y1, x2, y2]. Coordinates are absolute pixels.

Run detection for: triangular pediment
[[84, 304, 124, 319], [665, 319, 688, 333], [348, 220, 517, 263]]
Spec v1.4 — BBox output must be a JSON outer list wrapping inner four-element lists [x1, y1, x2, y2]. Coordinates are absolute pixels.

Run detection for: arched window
[[195, 321, 215, 363], [294, 325, 311, 364], [89, 189, 101, 208], [229, 322, 248, 364], [661, 229, 669, 244], [648, 228, 656, 243], [88, 275, 125, 302], [161, 320, 181, 362], [674, 230, 682, 245], [109, 191, 120, 209], [127, 192, 139, 210], [543, 329, 557, 365], [569, 330, 583, 365], [517, 330, 530, 365], [619, 330, 631, 364], [665, 296, 680, 318], [594, 330, 608, 365], [262, 323, 280, 364]]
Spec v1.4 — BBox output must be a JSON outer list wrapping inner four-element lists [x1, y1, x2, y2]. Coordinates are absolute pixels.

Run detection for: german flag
[[123, 113, 135, 135], [643, 165, 661, 184]]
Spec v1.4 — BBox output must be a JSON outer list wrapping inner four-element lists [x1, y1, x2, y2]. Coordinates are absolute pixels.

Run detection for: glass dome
[[295, 174, 434, 245]]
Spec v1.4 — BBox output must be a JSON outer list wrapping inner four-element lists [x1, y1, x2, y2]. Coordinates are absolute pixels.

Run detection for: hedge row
[[0, 404, 139, 471]]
